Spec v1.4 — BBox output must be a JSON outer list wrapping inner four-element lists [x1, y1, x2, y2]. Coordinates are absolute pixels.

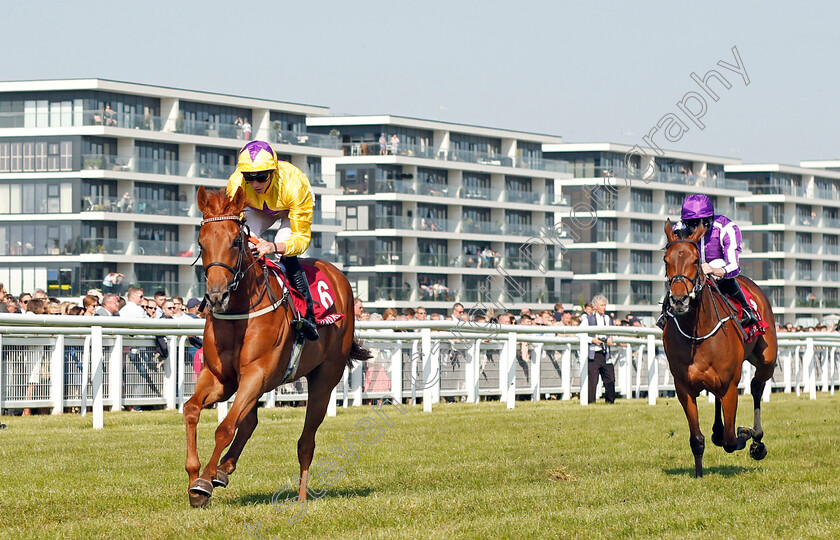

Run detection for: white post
[[783, 347, 792, 393], [430, 336, 441, 405], [647, 334, 657, 405], [421, 328, 433, 412], [50, 335, 65, 415], [466, 340, 480, 404], [578, 333, 589, 405], [109, 336, 123, 412], [342, 365, 350, 408], [410, 340, 419, 406], [217, 399, 228, 422], [820, 347, 829, 393], [351, 361, 363, 406], [264, 389, 276, 409], [831, 348, 837, 397], [531, 343, 542, 402], [561, 344, 571, 401], [794, 345, 802, 397], [391, 341, 402, 405], [635, 345, 644, 399], [805, 338, 816, 400], [327, 385, 337, 417], [506, 332, 516, 410], [742, 360, 752, 395], [164, 335, 177, 410], [177, 336, 188, 413], [0, 335, 4, 414], [91, 326, 104, 429], [80, 335, 91, 417], [500, 334, 510, 403]]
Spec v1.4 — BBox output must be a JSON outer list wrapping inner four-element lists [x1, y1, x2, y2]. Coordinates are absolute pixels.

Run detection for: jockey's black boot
[[284, 256, 319, 341], [719, 278, 757, 326], [655, 292, 670, 330]]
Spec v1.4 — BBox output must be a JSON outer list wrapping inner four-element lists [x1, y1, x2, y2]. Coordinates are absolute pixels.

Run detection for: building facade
[[0, 79, 342, 298]]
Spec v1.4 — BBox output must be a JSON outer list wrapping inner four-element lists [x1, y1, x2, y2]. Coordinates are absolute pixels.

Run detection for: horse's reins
[[664, 238, 741, 342], [198, 215, 286, 320]]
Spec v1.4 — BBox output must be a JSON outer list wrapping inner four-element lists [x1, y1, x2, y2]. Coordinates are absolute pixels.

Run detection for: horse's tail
[[348, 340, 373, 367]]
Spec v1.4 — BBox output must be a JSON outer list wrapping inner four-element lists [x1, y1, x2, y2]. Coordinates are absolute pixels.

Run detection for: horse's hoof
[[212, 470, 229, 489], [189, 478, 214, 497], [711, 431, 723, 447], [189, 491, 211, 508], [737, 426, 755, 439], [750, 441, 767, 461]]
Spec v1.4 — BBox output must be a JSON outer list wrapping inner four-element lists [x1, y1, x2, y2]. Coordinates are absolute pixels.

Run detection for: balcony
[[794, 270, 815, 281], [462, 220, 498, 235], [313, 211, 340, 227], [135, 239, 196, 257], [503, 222, 542, 237], [375, 179, 416, 194], [825, 245, 840, 256], [629, 232, 658, 245], [504, 256, 537, 270], [414, 217, 458, 233], [461, 185, 492, 201], [374, 216, 413, 229], [270, 128, 340, 150], [505, 191, 542, 204], [301, 248, 339, 263], [822, 271, 840, 282], [375, 251, 404, 265], [80, 154, 191, 176], [81, 195, 195, 217], [344, 140, 435, 159], [629, 292, 659, 305], [794, 243, 818, 254], [630, 263, 661, 276], [0, 109, 163, 130], [416, 253, 450, 267], [416, 182, 456, 198], [628, 200, 659, 214], [79, 237, 127, 255], [375, 287, 412, 301], [195, 162, 235, 179]]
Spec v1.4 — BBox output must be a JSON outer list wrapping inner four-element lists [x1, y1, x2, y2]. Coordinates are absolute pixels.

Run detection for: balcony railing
[[271, 128, 341, 149], [503, 222, 542, 237], [374, 216, 413, 229], [504, 256, 537, 270], [375, 179, 416, 194], [414, 217, 458, 233], [0, 109, 163, 130], [629, 232, 658, 245], [195, 162, 235, 179], [794, 270, 815, 281], [81, 195, 195, 217], [313, 211, 340, 227], [824, 217, 840, 228], [628, 200, 659, 214], [822, 271, 840, 282], [462, 221, 498, 235], [461, 186, 492, 201], [505, 191, 542, 204], [79, 237, 127, 255], [135, 239, 196, 257], [631, 263, 661, 276], [375, 252, 404, 265], [416, 253, 450, 266], [375, 287, 412, 301], [825, 245, 840, 255], [629, 292, 659, 305]]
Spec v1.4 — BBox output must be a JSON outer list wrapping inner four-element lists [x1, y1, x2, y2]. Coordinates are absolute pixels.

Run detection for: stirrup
[[293, 315, 319, 341], [739, 308, 757, 326]]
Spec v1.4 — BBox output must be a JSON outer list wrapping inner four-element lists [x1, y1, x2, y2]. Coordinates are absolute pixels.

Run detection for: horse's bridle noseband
[[665, 239, 704, 299]]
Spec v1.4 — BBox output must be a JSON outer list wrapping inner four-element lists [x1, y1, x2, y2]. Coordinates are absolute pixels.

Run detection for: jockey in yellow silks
[[226, 140, 319, 340]]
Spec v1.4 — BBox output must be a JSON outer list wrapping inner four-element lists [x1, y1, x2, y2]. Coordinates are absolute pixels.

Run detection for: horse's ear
[[230, 185, 245, 211], [664, 219, 677, 242], [197, 186, 208, 214], [688, 223, 707, 242]]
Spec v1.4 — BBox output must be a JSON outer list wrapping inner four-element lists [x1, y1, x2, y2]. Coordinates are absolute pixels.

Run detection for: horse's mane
[[202, 187, 245, 218]]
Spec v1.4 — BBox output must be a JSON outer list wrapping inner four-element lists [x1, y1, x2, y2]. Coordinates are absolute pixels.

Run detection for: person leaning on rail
[[656, 193, 757, 329], [225, 140, 319, 340]]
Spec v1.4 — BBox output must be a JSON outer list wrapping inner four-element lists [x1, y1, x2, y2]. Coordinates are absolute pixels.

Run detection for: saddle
[[712, 280, 770, 342], [263, 258, 345, 327]]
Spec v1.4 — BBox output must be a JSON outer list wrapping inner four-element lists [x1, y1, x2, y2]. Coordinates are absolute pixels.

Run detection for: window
[[462, 172, 490, 200], [417, 238, 447, 266], [505, 210, 532, 235], [0, 181, 73, 215], [417, 168, 448, 196]]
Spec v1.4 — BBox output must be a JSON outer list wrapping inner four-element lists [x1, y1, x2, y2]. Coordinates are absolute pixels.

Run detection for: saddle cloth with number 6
[[264, 258, 345, 326]]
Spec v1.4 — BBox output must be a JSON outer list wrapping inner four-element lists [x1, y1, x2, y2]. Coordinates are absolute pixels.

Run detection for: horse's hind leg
[[720, 381, 753, 453], [747, 351, 776, 461], [216, 403, 259, 487], [675, 382, 705, 478], [297, 359, 346, 500], [185, 370, 231, 508], [711, 399, 724, 447]]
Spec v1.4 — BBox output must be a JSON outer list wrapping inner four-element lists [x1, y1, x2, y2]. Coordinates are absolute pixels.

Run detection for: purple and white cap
[[681, 194, 715, 220]]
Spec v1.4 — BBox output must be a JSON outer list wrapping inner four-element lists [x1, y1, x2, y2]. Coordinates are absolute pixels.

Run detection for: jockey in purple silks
[[656, 193, 758, 329]]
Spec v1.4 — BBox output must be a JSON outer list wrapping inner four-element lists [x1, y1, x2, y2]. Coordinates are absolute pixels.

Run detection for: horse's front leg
[[747, 352, 775, 461], [215, 404, 259, 488], [184, 369, 230, 508], [720, 380, 752, 453], [197, 368, 266, 495], [711, 398, 724, 447], [675, 381, 704, 477]]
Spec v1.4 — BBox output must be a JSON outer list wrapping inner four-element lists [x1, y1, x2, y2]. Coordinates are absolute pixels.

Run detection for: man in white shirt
[[119, 287, 147, 318], [579, 294, 616, 404]]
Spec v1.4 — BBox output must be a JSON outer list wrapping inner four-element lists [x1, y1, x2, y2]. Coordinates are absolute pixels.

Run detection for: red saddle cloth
[[731, 284, 770, 342], [264, 258, 345, 326]]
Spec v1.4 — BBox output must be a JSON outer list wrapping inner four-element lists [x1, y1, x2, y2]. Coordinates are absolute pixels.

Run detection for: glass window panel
[[35, 142, 47, 171], [0, 142, 8, 171], [22, 183, 35, 213], [10, 184, 21, 213], [22, 142, 35, 171], [60, 141, 73, 170], [0, 185, 9, 213], [35, 183, 47, 213], [60, 183, 73, 212]]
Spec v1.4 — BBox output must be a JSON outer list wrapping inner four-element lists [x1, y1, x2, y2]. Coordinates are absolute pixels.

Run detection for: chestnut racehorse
[[662, 220, 777, 477], [184, 186, 369, 507]]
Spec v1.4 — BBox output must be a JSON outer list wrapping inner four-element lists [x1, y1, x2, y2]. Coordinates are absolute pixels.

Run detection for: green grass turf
[[0, 393, 838, 539]]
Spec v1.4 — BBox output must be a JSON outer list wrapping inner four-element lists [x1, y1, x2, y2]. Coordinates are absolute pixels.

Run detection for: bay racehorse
[[662, 220, 777, 477], [185, 186, 370, 507]]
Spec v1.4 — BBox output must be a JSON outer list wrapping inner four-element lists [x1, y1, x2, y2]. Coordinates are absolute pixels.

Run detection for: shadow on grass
[[663, 464, 754, 477], [229, 486, 375, 506]]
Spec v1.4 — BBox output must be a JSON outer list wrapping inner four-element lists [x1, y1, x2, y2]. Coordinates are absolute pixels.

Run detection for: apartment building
[[0, 79, 342, 298], [306, 115, 574, 313]]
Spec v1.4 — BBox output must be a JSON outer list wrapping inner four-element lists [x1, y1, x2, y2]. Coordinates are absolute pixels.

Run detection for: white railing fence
[[1, 315, 838, 428]]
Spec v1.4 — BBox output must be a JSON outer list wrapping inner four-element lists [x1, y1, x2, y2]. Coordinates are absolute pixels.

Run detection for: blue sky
[[2, 0, 837, 165]]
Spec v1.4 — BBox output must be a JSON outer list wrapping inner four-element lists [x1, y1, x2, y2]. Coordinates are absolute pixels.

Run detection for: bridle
[[664, 237, 741, 341], [665, 239, 704, 300], [198, 215, 286, 318], [199, 215, 251, 292]]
